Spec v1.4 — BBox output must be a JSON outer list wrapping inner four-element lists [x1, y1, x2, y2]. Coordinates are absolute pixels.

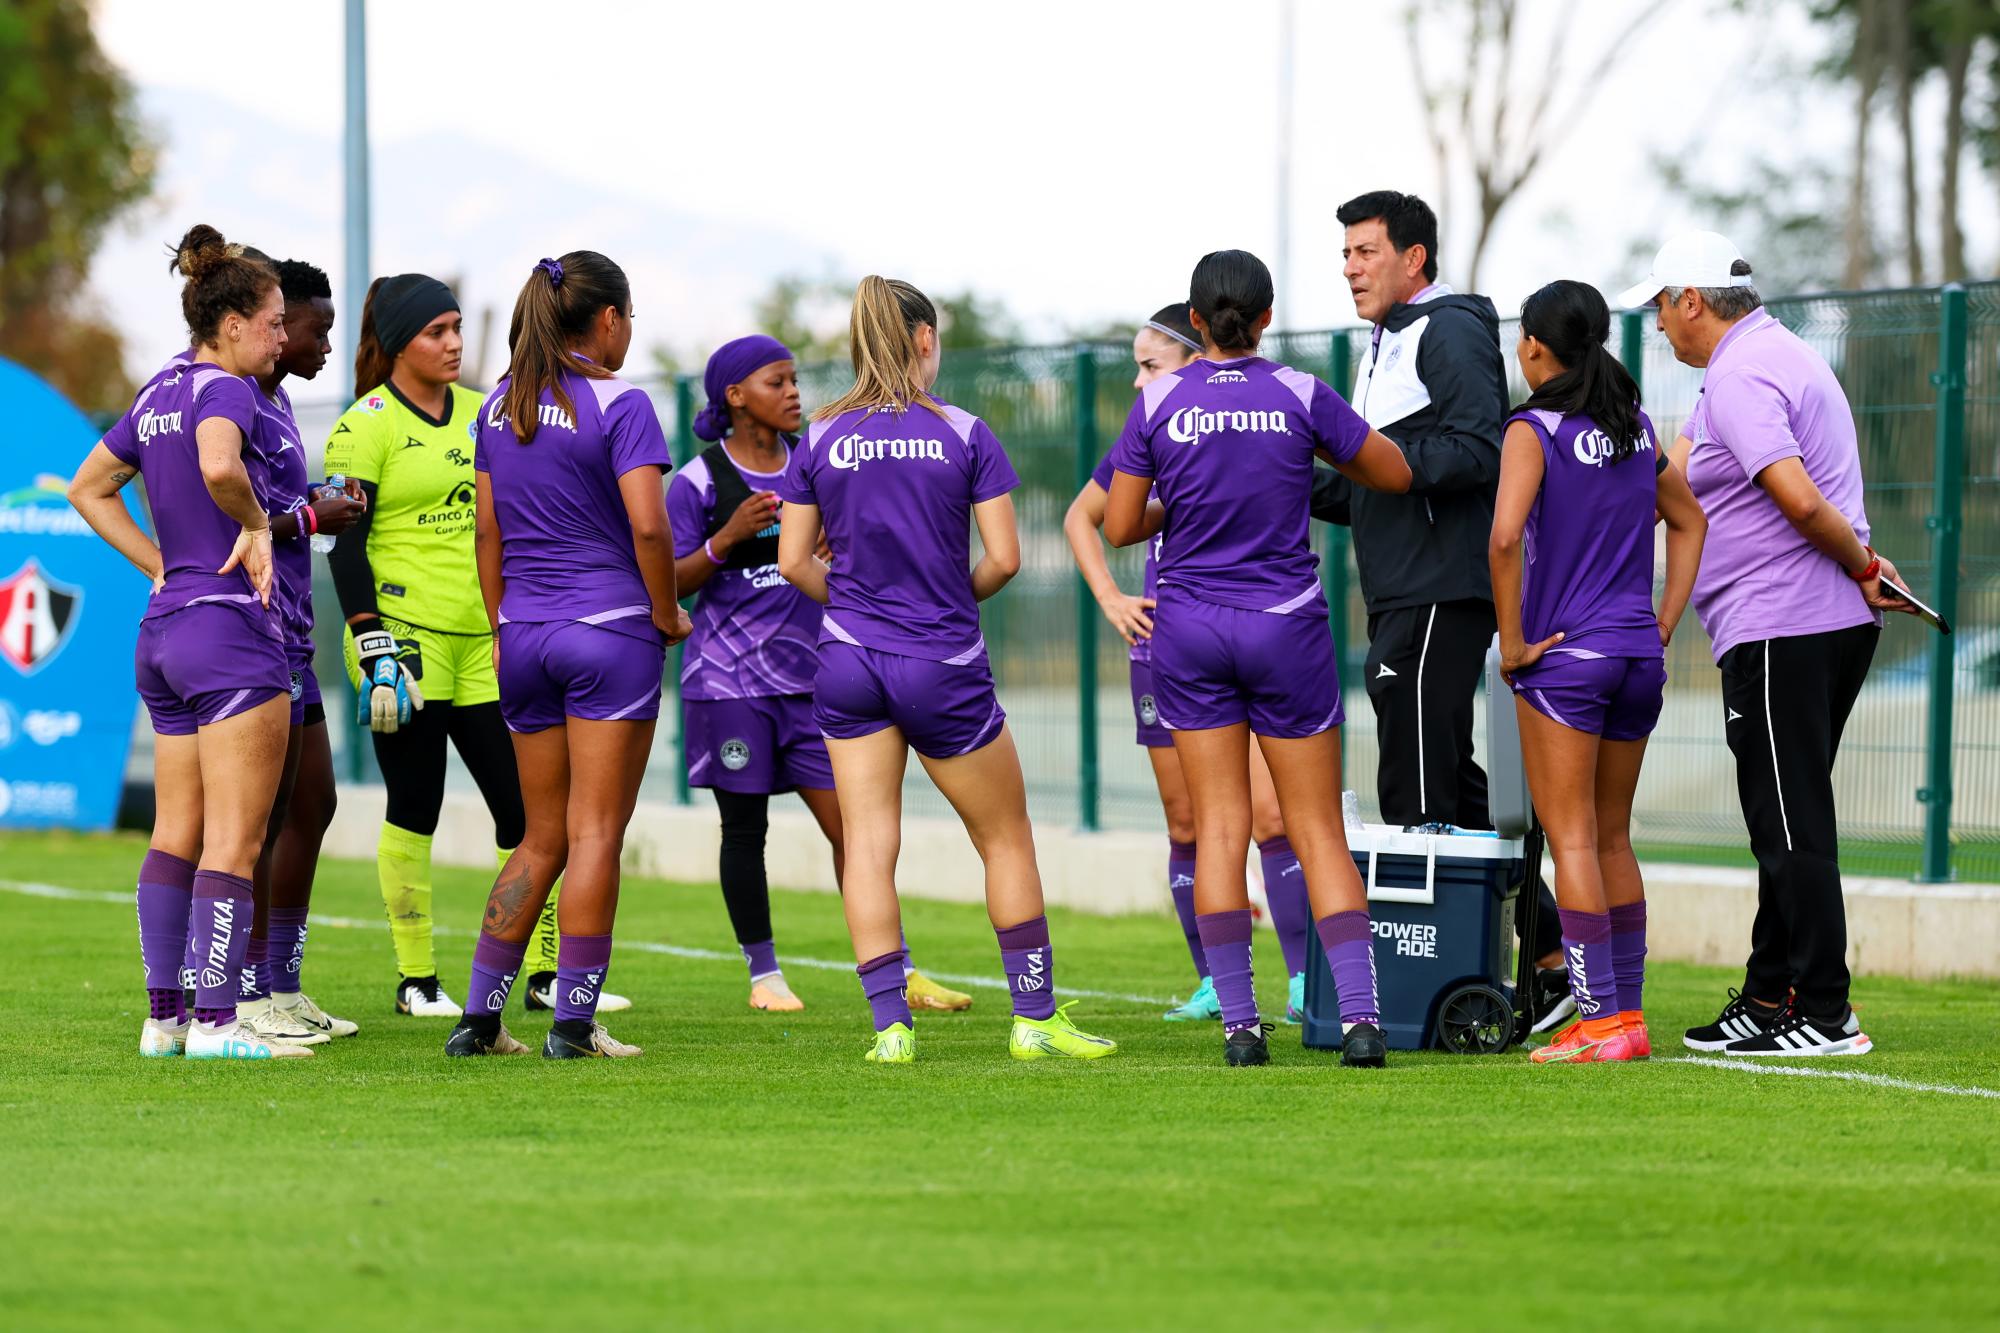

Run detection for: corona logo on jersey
[[1572, 427, 1655, 468], [0, 560, 80, 675], [1166, 406, 1293, 447], [827, 432, 949, 472]]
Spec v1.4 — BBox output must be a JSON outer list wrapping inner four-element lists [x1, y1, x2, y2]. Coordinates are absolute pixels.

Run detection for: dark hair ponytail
[[1189, 250, 1273, 353], [501, 251, 630, 442], [166, 223, 277, 346], [1517, 279, 1644, 462], [352, 276, 393, 393]]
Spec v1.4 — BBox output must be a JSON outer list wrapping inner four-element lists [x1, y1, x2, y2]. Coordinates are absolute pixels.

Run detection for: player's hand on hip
[[219, 524, 276, 606], [656, 605, 694, 646], [354, 627, 422, 733], [1098, 592, 1156, 646], [1500, 631, 1563, 682]]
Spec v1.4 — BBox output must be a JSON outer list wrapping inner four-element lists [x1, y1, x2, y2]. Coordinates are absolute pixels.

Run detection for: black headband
[[372, 273, 459, 361]]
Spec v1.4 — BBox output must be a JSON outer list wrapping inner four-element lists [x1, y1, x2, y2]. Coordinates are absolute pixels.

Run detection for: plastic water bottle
[[1342, 789, 1363, 831], [309, 474, 344, 554]]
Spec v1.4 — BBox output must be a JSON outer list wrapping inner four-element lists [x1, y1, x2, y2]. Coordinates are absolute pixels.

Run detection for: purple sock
[[1168, 840, 1207, 980], [899, 931, 915, 978], [858, 949, 913, 1031], [466, 933, 530, 1018], [1558, 908, 1617, 1023], [996, 915, 1056, 1021], [136, 850, 194, 1021], [239, 935, 272, 1003], [190, 870, 254, 1026], [553, 933, 614, 1025], [267, 905, 309, 993], [1608, 901, 1648, 1015], [742, 938, 780, 981], [180, 901, 201, 993], [1315, 910, 1380, 1027], [1258, 837, 1311, 976], [1196, 909, 1259, 1034]]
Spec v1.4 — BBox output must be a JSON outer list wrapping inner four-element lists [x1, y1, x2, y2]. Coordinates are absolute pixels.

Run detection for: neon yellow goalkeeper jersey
[[323, 381, 490, 635]]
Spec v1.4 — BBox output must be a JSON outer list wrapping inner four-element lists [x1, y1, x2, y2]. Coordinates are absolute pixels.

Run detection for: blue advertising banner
[[0, 358, 146, 829]]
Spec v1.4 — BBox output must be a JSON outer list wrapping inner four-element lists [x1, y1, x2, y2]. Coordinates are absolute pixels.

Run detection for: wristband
[[705, 538, 722, 563], [301, 503, 319, 537], [1846, 546, 1880, 583]]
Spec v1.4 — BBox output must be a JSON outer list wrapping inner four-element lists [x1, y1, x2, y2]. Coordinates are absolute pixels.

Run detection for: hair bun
[[170, 223, 231, 280]]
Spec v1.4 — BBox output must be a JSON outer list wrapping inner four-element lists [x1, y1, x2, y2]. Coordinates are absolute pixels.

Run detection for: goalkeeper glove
[[353, 626, 424, 733]]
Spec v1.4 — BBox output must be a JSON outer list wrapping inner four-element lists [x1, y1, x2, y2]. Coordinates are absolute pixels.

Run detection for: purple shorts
[[685, 694, 834, 793], [1149, 586, 1343, 738], [135, 601, 288, 736], [1128, 659, 1172, 749], [286, 642, 321, 727], [498, 619, 665, 734], [813, 640, 1006, 760], [1511, 649, 1665, 741]]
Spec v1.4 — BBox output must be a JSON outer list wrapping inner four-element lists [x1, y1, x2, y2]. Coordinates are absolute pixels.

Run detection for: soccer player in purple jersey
[[67, 225, 309, 1060], [1064, 303, 1317, 1024], [233, 258, 369, 1046], [1489, 280, 1707, 1065], [444, 252, 691, 1060], [777, 276, 1116, 1065], [1103, 250, 1413, 1068], [672, 335, 973, 1016]]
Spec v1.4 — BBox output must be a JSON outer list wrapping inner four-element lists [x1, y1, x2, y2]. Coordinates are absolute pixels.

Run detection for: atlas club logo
[[0, 560, 82, 675]]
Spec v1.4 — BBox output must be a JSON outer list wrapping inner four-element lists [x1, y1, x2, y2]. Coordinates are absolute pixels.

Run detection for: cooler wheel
[[1434, 983, 1515, 1054]]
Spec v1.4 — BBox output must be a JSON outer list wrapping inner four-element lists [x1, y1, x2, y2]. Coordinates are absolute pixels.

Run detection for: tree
[[0, 0, 156, 413], [1403, 0, 1666, 291], [747, 270, 1028, 366]]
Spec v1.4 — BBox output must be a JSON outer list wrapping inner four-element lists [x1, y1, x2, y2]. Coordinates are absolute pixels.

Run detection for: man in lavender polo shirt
[[1622, 231, 1915, 1058]]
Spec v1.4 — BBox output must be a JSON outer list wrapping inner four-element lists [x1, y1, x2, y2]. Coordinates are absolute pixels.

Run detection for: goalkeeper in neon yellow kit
[[324, 274, 626, 1015]]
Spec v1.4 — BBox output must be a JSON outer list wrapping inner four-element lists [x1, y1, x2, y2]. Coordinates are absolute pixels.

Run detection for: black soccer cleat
[[1682, 988, 1786, 1052], [443, 1015, 522, 1057], [1340, 1022, 1387, 1067], [522, 970, 557, 1012], [1224, 1024, 1272, 1067], [1528, 967, 1577, 1035]]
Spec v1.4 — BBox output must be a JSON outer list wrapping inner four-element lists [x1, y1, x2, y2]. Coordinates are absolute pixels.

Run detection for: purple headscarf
[[692, 334, 795, 442]]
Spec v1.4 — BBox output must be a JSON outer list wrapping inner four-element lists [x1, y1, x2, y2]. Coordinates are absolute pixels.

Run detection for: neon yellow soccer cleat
[[865, 1022, 916, 1064], [1009, 1002, 1117, 1061]]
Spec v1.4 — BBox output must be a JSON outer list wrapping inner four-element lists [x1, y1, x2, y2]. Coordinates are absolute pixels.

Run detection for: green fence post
[[671, 374, 696, 807], [1073, 346, 1101, 832], [1324, 332, 1353, 785], [1620, 309, 1646, 399], [1919, 285, 1967, 882]]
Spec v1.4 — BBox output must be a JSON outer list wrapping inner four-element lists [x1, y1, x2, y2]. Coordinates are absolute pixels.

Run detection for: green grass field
[[2, 829, 1996, 1331]]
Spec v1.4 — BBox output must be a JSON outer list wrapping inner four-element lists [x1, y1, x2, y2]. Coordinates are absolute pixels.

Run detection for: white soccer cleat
[[273, 991, 359, 1038], [236, 997, 330, 1046], [140, 1016, 189, 1058], [185, 1018, 315, 1060], [396, 976, 463, 1017], [524, 975, 631, 1014]]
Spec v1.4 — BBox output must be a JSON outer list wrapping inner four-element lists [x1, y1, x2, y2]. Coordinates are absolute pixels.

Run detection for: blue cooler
[[1300, 827, 1524, 1053]]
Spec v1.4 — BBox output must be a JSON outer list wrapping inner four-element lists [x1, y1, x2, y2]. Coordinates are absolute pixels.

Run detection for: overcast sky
[[89, 0, 1996, 398]]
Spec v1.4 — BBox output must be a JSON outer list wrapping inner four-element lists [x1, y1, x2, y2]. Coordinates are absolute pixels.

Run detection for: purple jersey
[[1507, 408, 1664, 657], [1105, 357, 1368, 616], [249, 381, 314, 646], [778, 398, 1019, 663], [103, 360, 270, 621], [1091, 451, 1160, 663], [474, 370, 673, 636], [667, 447, 820, 699]]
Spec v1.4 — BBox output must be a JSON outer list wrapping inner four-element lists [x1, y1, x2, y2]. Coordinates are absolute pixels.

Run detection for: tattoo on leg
[[484, 855, 539, 935]]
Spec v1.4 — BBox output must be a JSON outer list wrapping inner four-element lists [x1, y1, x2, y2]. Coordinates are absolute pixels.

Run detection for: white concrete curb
[[325, 785, 2000, 981]]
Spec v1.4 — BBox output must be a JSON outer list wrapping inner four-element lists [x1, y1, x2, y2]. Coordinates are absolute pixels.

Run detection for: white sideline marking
[[1670, 1055, 2000, 1100], [0, 878, 1175, 1009]]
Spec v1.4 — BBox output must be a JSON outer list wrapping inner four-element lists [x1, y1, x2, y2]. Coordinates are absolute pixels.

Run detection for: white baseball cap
[[1616, 231, 1755, 308]]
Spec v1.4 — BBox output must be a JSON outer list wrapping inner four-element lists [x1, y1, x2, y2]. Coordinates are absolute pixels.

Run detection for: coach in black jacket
[[1314, 190, 1566, 979]]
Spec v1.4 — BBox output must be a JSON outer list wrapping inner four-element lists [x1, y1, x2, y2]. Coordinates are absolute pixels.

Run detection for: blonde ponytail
[[813, 276, 950, 423]]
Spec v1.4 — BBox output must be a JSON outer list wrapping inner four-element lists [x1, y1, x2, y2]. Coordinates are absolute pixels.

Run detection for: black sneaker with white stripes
[[1682, 989, 1785, 1052], [1723, 1007, 1872, 1058]]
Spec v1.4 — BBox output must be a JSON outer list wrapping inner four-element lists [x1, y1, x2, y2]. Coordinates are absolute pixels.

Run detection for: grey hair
[[1664, 259, 1762, 321]]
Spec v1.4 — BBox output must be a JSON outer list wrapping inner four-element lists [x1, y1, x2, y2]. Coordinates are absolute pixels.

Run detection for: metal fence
[[295, 282, 2000, 884]]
